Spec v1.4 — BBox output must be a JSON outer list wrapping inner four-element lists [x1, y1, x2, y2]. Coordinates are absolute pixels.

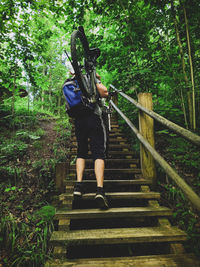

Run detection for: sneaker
[[95, 187, 109, 209], [73, 182, 83, 199]]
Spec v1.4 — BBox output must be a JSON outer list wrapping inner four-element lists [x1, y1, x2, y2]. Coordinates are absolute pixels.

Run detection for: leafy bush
[[156, 134, 200, 257], [0, 98, 38, 130], [16, 129, 42, 143], [0, 206, 55, 267], [0, 140, 28, 163], [0, 166, 26, 183]]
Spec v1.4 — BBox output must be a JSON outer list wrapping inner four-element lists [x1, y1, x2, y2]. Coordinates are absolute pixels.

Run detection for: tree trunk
[[12, 63, 17, 118], [58, 93, 61, 116], [180, 88, 188, 129], [41, 90, 44, 110], [171, 0, 192, 128], [41, 67, 46, 110], [183, 5, 196, 130], [163, 39, 188, 129], [49, 90, 51, 111]]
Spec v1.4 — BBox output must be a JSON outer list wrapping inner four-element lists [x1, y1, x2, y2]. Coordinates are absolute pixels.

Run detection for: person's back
[[69, 69, 109, 209]]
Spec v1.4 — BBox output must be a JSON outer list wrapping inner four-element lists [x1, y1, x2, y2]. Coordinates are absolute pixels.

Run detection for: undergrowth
[[156, 132, 200, 256], [0, 100, 71, 266]]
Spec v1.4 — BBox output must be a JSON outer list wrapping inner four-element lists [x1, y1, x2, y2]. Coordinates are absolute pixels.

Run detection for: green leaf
[[28, 135, 40, 140]]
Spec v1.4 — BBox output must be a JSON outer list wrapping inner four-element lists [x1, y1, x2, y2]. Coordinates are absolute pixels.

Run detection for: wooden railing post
[[55, 160, 70, 193], [138, 93, 156, 185], [112, 93, 118, 120]]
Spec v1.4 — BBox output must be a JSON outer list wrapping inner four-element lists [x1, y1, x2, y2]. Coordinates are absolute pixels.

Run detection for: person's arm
[[96, 83, 109, 98], [95, 73, 108, 98]]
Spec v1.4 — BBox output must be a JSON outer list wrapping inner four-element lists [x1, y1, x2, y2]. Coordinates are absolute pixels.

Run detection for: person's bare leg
[[76, 158, 85, 182], [94, 159, 109, 209], [94, 159, 104, 187]]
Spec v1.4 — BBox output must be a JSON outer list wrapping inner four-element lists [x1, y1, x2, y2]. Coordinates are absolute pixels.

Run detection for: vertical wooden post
[[112, 93, 118, 120], [138, 93, 156, 185], [55, 161, 70, 193]]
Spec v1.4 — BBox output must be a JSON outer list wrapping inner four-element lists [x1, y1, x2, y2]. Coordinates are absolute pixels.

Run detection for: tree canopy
[[1, 0, 200, 130]]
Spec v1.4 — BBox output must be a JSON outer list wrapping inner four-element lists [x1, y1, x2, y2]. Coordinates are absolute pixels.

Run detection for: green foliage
[[0, 140, 28, 162], [0, 85, 71, 266], [0, 98, 38, 130], [51, 117, 71, 161], [34, 205, 55, 224], [0, 166, 26, 183], [0, 207, 54, 266], [157, 133, 200, 256], [163, 183, 200, 255]]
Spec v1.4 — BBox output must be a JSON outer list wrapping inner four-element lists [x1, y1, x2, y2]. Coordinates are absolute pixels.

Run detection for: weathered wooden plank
[[71, 137, 128, 142], [53, 246, 66, 259], [45, 254, 200, 267], [79, 158, 139, 164], [69, 151, 135, 156], [50, 226, 187, 246], [55, 162, 69, 193], [58, 219, 70, 231], [70, 164, 137, 170], [69, 168, 141, 174], [65, 179, 152, 186], [138, 93, 156, 184], [71, 144, 130, 149], [55, 206, 171, 220], [60, 192, 160, 201], [70, 129, 123, 136]]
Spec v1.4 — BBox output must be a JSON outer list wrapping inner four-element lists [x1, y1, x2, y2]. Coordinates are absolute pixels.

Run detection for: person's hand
[[96, 73, 101, 80], [107, 91, 117, 101], [109, 91, 117, 97]]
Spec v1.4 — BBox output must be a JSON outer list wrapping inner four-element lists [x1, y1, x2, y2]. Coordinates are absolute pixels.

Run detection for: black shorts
[[74, 113, 107, 161]]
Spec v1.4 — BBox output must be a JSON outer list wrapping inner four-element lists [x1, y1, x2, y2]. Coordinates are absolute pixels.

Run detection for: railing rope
[[110, 84, 200, 147], [110, 100, 200, 212]]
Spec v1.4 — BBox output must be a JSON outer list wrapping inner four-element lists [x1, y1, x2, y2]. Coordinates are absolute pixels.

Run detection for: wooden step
[[55, 206, 171, 220], [71, 137, 128, 143], [69, 168, 141, 174], [60, 191, 160, 201], [109, 132, 123, 136], [45, 253, 200, 267], [72, 124, 119, 129], [65, 179, 152, 186], [107, 144, 130, 148], [71, 130, 123, 135], [69, 158, 139, 163], [110, 124, 119, 128], [50, 226, 187, 246], [69, 151, 135, 156], [68, 158, 140, 168], [70, 163, 137, 170], [71, 144, 130, 149], [84, 158, 139, 164]]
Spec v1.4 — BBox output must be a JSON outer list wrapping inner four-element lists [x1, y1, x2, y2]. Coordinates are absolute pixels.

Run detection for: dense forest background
[[1, 0, 200, 266], [1, 0, 200, 129]]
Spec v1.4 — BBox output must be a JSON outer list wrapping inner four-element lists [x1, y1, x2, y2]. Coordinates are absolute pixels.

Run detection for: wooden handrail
[[110, 84, 200, 146], [110, 100, 200, 212]]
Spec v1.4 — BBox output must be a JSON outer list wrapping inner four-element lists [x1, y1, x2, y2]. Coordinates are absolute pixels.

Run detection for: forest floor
[[1, 117, 59, 217], [0, 114, 70, 266]]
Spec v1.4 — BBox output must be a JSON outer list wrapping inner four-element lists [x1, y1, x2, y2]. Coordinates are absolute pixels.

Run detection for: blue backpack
[[62, 78, 94, 118]]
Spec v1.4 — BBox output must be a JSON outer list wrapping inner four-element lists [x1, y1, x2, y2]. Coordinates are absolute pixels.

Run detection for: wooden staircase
[[46, 117, 200, 266]]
